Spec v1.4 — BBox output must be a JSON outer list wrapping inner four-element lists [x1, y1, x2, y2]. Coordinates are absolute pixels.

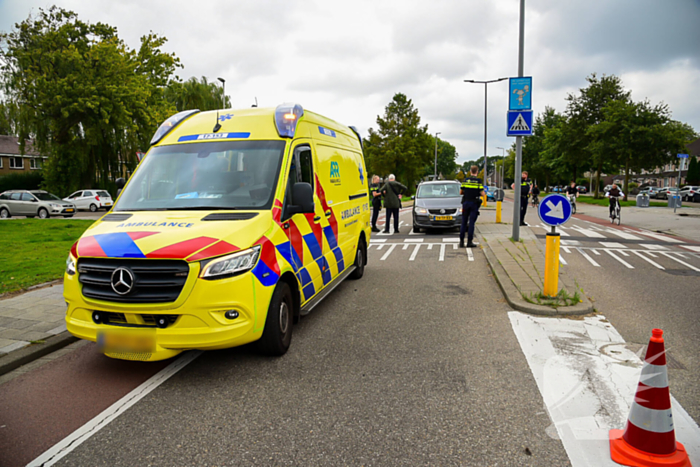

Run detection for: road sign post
[[538, 194, 573, 297], [675, 154, 689, 214]]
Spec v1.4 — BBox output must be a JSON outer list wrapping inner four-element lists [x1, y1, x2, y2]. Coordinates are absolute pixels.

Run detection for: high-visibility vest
[[461, 177, 483, 201]]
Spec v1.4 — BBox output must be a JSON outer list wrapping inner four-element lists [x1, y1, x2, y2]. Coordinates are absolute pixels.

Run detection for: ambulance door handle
[[313, 216, 321, 222], [325, 211, 332, 217]]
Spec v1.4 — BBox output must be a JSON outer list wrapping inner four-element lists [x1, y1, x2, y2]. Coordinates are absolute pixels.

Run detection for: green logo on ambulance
[[330, 161, 341, 185]]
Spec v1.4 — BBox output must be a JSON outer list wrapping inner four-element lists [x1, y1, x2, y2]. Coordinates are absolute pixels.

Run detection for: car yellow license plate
[[98, 329, 156, 353], [434, 215, 453, 221], [105, 202, 112, 206], [65, 208, 74, 212]]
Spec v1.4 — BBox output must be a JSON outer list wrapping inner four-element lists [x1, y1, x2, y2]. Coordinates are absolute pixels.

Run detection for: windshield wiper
[[164, 206, 238, 211]]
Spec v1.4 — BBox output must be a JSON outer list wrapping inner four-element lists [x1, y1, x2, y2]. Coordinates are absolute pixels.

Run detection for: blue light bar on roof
[[150, 109, 200, 145], [274, 103, 304, 138]]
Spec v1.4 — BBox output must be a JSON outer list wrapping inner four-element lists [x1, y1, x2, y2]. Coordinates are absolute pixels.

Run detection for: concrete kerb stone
[[477, 226, 593, 316], [0, 331, 77, 377]]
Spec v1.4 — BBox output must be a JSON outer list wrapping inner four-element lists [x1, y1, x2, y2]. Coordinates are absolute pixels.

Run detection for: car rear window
[[97, 191, 110, 197]]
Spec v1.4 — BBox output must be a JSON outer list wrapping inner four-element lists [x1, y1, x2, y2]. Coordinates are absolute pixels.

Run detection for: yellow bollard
[[482, 194, 487, 207], [496, 200, 502, 223], [543, 232, 560, 297]]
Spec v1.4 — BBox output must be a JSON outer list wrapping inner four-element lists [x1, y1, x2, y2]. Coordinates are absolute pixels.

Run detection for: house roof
[[0, 135, 41, 156]]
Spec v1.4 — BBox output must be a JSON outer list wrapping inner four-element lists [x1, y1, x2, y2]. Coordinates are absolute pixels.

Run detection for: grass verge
[[0, 219, 94, 294], [522, 288, 582, 308]]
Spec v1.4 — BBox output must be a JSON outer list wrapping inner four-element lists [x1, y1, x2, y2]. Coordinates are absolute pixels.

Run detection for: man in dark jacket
[[369, 175, 383, 232], [381, 174, 406, 234], [511, 171, 531, 226]]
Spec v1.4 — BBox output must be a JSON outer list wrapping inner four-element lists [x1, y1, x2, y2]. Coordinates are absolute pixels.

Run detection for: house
[[0, 135, 48, 175]]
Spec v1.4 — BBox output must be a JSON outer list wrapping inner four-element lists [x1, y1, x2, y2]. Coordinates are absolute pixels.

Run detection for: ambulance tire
[[258, 282, 293, 356], [349, 238, 366, 280]]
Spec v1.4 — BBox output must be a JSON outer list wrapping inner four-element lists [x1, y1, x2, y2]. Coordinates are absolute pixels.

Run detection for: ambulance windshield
[[114, 140, 286, 211]]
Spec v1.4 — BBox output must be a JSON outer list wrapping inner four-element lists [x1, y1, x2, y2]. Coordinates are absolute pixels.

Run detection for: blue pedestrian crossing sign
[[538, 194, 572, 227], [507, 110, 533, 136], [509, 77, 532, 110]]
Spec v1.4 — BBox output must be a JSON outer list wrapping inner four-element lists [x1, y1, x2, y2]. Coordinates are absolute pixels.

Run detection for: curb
[[478, 232, 594, 317], [0, 279, 62, 301], [0, 331, 78, 377]]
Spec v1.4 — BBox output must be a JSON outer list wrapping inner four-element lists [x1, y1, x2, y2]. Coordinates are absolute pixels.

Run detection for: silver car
[[412, 181, 463, 233], [0, 190, 76, 219]]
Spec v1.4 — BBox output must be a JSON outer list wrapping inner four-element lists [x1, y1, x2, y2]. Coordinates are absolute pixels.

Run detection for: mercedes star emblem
[[111, 267, 134, 295], [440, 209, 445, 214]]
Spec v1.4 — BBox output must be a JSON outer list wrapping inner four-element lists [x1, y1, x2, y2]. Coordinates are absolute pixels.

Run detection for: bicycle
[[568, 194, 577, 215], [609, 196, 621, 225], [531, 195, 539, 208]]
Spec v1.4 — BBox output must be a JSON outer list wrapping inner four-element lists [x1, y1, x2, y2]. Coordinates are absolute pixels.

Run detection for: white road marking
[[375, 244, 385, 250], [409, 243, 421, 261], [602, 229, 643, 240], [453, 244, 458, 249], [443, 238, 460, 242], [570, 226, 606, 238], [631, 250, 664, 269], [679, 245, 700, 253], [590, 249, 600, 255], [408, 228, 420, 235], [427, 244, 433, 250], [674, 252, 688, 258], [661, 252, 700, 272], [646, 251, 658, 258], [509, 312, 700, 467], [633, 229, 684, 243], [577, 248, 600, 267], [380, 244, 396, 260], [27, 351, 202, 467], [404, 238, 424, 243], [559, 255, 567, 265], [562, 246, 571, 254], [599, 242, 626, 249], [561, 240, 581, 246], [466, 247, 474, 261], [539, 224, 570, 236], [618, 250, 630, 257], [370, 239, 387, 243], [605, 249, 634, 268], [402, 244, 410, 250], [439, 244, 446, 261], [639, 244, 667, 250]]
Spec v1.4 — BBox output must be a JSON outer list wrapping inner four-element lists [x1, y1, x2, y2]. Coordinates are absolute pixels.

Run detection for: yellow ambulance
[[64, 104, 371, 361]]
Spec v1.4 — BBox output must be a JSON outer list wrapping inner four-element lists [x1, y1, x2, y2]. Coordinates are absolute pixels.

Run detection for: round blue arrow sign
[[538, 194, 572, 227]]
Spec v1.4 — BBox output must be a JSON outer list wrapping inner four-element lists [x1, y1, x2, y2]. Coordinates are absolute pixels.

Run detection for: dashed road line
[[439, 244, 446, 261], [380, 244, 397, 260], [466, 247, 474, 261], [577, 248, 600, 267], [408, 243, 421, 261], [631, 250, 664, 269], [661, 252, 700, 272]]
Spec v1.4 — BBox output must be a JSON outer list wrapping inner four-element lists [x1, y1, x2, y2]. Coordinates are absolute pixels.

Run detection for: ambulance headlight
[[200, 246, 261, 279], [66, 253, 76, 275]]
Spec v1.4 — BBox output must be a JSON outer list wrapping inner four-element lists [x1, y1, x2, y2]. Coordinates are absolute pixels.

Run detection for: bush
[[0, 171, 44, 193], [576, 178, 589, 187]]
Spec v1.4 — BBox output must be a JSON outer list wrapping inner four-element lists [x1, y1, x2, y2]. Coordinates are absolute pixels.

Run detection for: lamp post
[[464, 77, 508, 187], [496, 146, 505, 188], [434, 132, 441, 179], [217, 77, 226, 108]]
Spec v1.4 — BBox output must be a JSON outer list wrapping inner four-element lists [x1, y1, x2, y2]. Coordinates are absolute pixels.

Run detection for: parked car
[[412, 180, 462, 232], [576, 185, 588, 194], [638, 187, 660, 198], [679, 186, 700, 202], [657, 187, 680, 200], [63, 189, 113, 211], [0, 190, 76, 219]]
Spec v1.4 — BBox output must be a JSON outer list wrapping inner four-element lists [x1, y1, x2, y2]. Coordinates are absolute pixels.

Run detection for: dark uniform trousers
[[369, 183, 382, 229], [460, 176, 484, 244]]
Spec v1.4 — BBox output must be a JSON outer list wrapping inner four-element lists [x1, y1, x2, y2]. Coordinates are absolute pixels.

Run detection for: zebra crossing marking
[[404, 238, 423, 243], [559, 255, 568, 265], [577, 248, 600, 267], [439, 244, 446, 261], [602, 229, 643, 240], [599, 242, 625, 249], [409, 244, 421, 261], [604, 249, 634, 268], [639, 244, 667, 250], [380, 244, 396, 260], [631, 229, 683, 243], [466, 247, 474, 262], [569, 226, 606, 238], [661, 252, 700, 272], [631, 250, 664, 270], [680, 245, 700, 253]]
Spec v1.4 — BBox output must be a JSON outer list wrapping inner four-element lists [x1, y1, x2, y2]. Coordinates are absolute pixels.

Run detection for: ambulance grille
[[78, 258, 189, 303]]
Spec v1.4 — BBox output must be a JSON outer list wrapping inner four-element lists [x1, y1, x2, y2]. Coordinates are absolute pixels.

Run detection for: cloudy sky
[[1, 0, 699, 165]]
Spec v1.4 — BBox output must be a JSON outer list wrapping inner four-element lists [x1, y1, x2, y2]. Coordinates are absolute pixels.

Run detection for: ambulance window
[[299, 150, 313, 186]]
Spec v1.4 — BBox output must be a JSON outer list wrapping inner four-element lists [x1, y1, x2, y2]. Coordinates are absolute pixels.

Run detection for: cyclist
[[605, 183, 626, 219], [530, 184, 540, 207]]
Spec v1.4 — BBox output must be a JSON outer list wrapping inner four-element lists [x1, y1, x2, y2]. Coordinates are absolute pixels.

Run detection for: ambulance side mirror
[[287, 183, 315, 215]]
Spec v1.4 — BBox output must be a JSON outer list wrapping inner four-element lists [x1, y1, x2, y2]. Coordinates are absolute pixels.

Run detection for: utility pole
[[434, 132, 441, 179], [512, 0, 526, 240]]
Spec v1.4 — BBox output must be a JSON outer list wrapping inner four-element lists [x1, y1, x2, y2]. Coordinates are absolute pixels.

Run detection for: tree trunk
[[595, 161, 603, 198], [545, 173, 550, 193], [624, 157, 630, 197]]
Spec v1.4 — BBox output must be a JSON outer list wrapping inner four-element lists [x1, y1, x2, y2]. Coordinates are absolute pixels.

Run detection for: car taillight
[[95, 196, 100, 201]]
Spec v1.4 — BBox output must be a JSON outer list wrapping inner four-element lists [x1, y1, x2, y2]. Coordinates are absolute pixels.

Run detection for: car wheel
[[89, 203, 98, 212], [349, 238, 366, 280], [0, 208, 10, 219], [38, 208, 49, 219], [257, 282, 294, 356]]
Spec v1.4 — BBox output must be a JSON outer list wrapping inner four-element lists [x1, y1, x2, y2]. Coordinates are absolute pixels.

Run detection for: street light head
[[217, 77, 225, 84], [464, 80, 475, 83]]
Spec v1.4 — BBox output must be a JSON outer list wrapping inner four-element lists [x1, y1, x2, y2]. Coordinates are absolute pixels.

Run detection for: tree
[[0, 102, 18, 135], [522, 106, 567, 190], [687, 156, 700, 185], [0, 7, 181, 195], [566, 74, 631, 197], [424, 137, 458, 179], [363, 93, 432, 189], [164, 76, 231, 112]]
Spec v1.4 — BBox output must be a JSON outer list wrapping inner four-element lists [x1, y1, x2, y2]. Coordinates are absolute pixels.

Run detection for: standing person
[[381, 174, 406, 234], [511, 171, 531, 226], [460, 165, 485, 248], [369, 175, 383, 232]]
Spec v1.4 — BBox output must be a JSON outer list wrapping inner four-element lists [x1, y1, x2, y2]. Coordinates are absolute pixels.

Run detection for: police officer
[[512, 171, 531, 226], [459, 165, 485, 248], [369, 175, 382, 232]]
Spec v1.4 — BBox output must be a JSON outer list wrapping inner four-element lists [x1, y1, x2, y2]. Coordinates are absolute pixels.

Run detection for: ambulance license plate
[[98, 329, 155, 353], [433, 215, 453, 221]]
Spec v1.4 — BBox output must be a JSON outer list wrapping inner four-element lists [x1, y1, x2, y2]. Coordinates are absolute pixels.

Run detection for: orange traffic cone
[[609, 329, 692, 467]]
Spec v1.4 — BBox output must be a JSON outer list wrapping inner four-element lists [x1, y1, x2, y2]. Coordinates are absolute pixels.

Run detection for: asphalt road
[[1, 208, 572, 467]]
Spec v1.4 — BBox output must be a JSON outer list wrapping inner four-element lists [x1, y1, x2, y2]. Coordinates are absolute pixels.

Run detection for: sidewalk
[[0, 283, 76, 375], [476, 223, 593, 316]]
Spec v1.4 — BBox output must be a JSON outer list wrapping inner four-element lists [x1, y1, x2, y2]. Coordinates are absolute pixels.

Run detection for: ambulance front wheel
[[349, 238, 366, 280], [257, 282, 293, 356]]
